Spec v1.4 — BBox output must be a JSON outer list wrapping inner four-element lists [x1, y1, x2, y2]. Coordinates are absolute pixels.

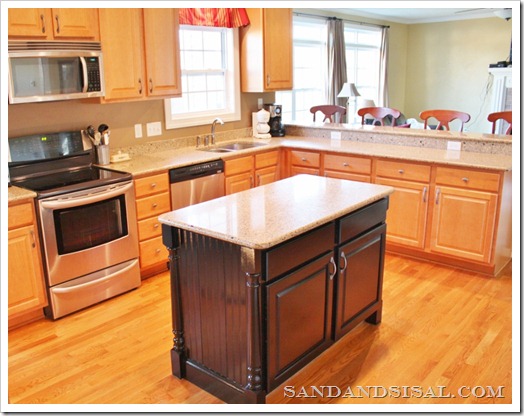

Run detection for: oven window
[[53, 195, 128, 254]]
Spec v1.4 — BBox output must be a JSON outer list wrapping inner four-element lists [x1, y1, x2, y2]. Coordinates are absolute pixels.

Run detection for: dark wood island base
[[160, 175, 393, 404]]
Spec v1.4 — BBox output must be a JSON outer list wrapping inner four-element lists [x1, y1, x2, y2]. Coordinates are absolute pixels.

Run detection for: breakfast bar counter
[[159, 175, 394, 403]]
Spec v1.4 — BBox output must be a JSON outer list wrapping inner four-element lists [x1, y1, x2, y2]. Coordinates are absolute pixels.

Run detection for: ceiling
[[319, 7, 510, 24]]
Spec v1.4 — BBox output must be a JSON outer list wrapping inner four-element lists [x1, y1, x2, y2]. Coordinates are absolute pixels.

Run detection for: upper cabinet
[[99, 8, 181, 102], [8, 8, 99, 40], [240, 9, 293, 92]]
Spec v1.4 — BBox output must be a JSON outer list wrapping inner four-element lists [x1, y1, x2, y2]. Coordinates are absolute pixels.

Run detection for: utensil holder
[[96, 145, 110, 165]]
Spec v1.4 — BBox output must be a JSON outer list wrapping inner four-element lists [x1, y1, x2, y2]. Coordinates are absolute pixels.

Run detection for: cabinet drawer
[[435, 167, 500, 192], [134, 173, 169, 198], [225, 155, 253, 176], [266, 223, 334, 280], [255, 150, 279, 169], [376, 159, 430, 182], [324, 153, 371, 175], [139, 236, 167, 268], [337, 198, 388, 244], [290, 150, 320, 168], [136, 192, 170, 220], [8, 203, 34, 229], [138, 216, 163, 241]]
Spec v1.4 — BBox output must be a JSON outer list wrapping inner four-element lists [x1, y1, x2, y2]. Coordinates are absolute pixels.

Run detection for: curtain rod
[[293, 12, 390, 29]]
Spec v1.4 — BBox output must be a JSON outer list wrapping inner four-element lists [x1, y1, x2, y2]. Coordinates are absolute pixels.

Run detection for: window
[[277, 15, 382, 123], [165, 25, 240, 129]]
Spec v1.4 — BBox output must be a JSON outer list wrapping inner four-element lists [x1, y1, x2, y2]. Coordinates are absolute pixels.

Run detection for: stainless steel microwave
[[8, 41, 105, 104]]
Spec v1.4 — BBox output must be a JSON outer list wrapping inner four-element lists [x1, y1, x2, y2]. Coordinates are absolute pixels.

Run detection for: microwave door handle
[[79, 57, 88, 93], [40, 182, 133, 210]]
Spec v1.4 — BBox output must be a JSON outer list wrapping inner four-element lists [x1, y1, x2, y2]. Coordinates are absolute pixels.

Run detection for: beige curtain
[[378, 27, 389, 107], [327, 17, 347, 120]]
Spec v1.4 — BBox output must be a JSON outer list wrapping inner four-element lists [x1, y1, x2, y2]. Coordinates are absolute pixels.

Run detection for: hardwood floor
[[6, 254, 514, 409]]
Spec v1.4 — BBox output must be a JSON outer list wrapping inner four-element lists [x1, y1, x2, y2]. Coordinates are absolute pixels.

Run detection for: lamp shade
[[337, 83, 360, 98], [357, 98, 376, 109]]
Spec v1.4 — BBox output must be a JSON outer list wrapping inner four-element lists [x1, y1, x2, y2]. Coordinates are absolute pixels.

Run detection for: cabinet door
[[51, 9, 99, 40], [8, 226, 47, 322], [263, 9, 293, 90], [99, 9, 145, 101], [143, 9, 182, 97], [225, 172, 253, 195], [375, 177, 428, 249], [256, 166, 278, 187], [8, 8, 52, 39], [430, 186, 498, 263], [335, 224, 386, 340], [266, 252, 335, 391]]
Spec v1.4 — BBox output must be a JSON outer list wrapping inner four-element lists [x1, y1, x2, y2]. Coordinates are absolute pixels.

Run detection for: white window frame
[[164, 26, 241, 129]]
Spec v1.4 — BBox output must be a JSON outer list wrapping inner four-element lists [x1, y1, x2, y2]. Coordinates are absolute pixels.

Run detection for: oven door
[[38, 181, 139, 287]]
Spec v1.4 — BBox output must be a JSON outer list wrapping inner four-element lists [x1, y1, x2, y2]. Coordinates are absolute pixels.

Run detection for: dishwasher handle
[[169, 159, 224, 183]]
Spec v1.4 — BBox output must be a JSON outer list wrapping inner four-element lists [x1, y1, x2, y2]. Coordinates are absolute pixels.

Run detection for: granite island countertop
[[158, 174, 394, 249]]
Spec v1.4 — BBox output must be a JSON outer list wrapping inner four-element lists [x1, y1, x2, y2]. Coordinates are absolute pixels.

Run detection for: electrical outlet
[[134, 124, 143, 138], [331, 131, 342, 140], [146, 121, 162, 137]]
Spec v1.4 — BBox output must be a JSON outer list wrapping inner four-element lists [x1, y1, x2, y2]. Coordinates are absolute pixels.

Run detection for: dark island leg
[[242, 247, 266, 404], [162, 224, 186, 378]]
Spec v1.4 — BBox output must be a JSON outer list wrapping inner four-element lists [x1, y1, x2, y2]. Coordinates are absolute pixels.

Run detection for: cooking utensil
[[98, 124, 109, 134], [87, 125, 96, 139]]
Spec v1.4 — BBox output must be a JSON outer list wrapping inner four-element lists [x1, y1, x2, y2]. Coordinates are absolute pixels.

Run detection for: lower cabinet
[[8, 201, 47, 329], [225, 150, 280, 195]]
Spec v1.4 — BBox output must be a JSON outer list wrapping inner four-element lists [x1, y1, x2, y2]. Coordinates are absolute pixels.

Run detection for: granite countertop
[[104, 135, 512, 179], [159, 174, 394, 249], [7, 185, 37, 204]]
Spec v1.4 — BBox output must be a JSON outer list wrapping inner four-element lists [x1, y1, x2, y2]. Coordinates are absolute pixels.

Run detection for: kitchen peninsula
[[159, 174, 394, 403]]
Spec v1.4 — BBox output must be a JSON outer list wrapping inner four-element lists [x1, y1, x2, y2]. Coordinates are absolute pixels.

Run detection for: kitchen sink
[[197, 141, 268, 153]]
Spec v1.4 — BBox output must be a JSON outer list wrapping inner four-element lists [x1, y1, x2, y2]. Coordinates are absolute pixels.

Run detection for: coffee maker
[[263, 103, 285, 137]]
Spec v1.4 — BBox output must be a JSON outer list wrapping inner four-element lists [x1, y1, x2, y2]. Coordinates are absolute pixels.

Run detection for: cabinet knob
[[343, 162, 349, 167], [152, 203, 158, 208], [462, 177, 469, 183], [155, 248, 161, 254], [154, 223, 159, 228], [301, 157, 308, 162], [398, 169, 405, 174], [150, 182, 157, 188]]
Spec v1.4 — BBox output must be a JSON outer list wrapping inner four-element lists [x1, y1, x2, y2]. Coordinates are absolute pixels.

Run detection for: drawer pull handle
[[398, 169, 405, 174], [152, 203, 158, 208], [55, 15, 60, 34], [462, 177, 469, 183], [138, 78, 142, 94], [301, 157, 308, 162], [154, 223, 159, 228], [149, 78, 153, 93], [422, 186, 427, 203], [328, 256, 337, 280], [155, 248, 161, 254], [30, 230, 36, 248], [343, 162, 349, 167], [339, 251, 348, 273], [40, 14, 46, 33], [150, 183, 157, 188]]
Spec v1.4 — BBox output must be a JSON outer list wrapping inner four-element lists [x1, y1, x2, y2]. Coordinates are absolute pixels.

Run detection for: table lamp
[[357, 98, 376, 124], [337, 83, 360, 123]]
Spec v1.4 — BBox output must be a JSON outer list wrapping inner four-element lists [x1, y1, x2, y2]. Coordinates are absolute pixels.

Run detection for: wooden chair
[[487, 111, 512, 135], [419, 109, 471, 132], [310, 105, 346, 123], [357, 106, 401, 126]]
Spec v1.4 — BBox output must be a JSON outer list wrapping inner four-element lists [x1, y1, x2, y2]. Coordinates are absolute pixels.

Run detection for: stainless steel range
[[8, 130, 140, 319]]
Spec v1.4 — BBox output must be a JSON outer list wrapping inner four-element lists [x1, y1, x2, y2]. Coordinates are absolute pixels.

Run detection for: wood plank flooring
[[6, 254, 514, 409]]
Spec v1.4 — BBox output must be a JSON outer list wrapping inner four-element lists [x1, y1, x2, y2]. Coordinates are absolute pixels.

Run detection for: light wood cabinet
[[8, 202, 47, 329], [134, 172, 170, 277], [225, 150, 280, 195], [99, 8, 181, 102], [8, 8, 99, 40], [430, 167, 499, 263], [324, 153, 372, 182], [240, 9, 293, 92], [288, 149, 321, 176], [375, 159, 431, 249]]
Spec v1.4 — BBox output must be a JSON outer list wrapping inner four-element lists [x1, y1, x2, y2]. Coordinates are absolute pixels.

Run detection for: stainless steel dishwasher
[[169, 160, 225, 210]]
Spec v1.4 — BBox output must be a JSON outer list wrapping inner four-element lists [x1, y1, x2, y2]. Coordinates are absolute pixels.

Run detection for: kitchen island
[[159, 174, 394, 403]]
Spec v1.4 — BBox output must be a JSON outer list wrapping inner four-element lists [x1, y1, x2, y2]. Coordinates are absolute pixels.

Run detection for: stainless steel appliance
[[169, 160, 225, 210], [8, 41, 105, 104], [264, 103, 285, 137], [8, 130, 140, 319]]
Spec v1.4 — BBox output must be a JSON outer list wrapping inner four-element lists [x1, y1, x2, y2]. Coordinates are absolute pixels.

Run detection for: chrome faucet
[[211, 117, 224, 145]]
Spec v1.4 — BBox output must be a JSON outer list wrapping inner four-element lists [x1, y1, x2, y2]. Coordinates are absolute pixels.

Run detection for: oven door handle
[[40, 181, 133, 209]]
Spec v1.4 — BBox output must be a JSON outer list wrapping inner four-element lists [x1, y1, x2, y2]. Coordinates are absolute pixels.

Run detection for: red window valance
[[179, 8, 250, 28]]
